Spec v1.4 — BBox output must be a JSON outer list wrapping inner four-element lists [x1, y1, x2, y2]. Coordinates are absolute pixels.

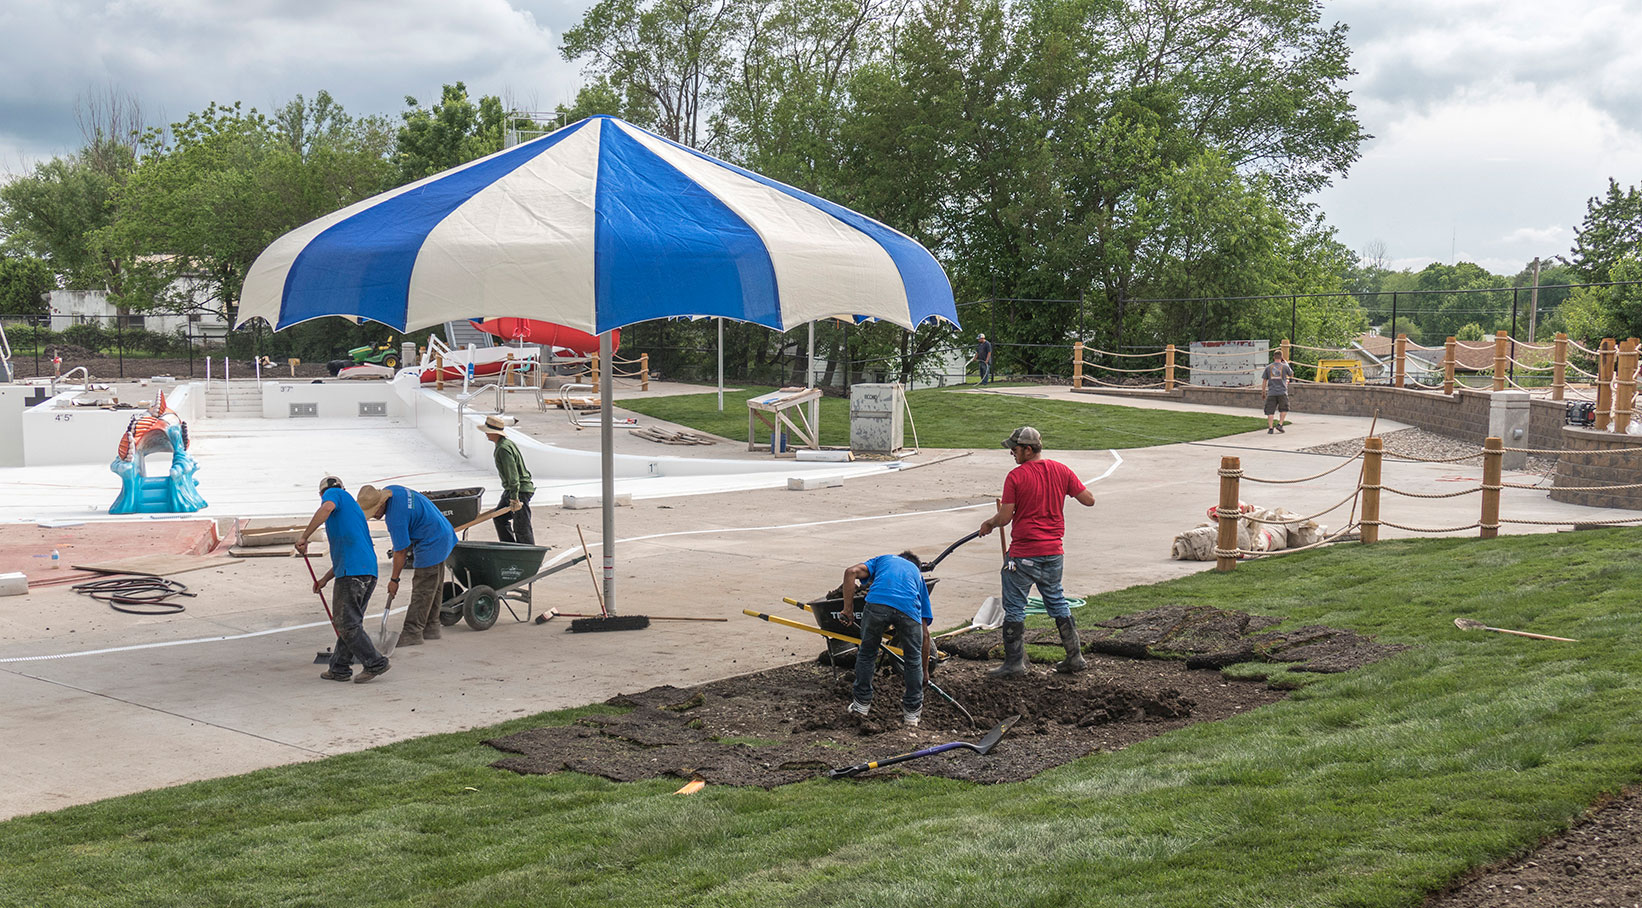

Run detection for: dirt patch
[[486, 606, 1405, 787], [1427, 786, 1642, 908]]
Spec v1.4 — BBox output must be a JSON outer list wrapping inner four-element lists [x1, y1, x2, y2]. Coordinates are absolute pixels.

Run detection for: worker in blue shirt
[[840, 551, 933, 727], [356, 484, 458, 646], [296, 476, 390, 683]]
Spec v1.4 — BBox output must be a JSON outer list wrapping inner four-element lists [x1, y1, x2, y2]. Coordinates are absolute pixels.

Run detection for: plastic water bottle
[[50, 549, 60, 569]]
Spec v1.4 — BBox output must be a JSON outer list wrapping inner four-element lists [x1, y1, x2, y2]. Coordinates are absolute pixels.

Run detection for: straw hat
[[355, 484, 391, 516], [484, 414, 508, 432]]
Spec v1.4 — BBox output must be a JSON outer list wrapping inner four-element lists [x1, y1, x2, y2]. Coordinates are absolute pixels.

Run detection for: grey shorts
[[1264, 394, 1289, 416]]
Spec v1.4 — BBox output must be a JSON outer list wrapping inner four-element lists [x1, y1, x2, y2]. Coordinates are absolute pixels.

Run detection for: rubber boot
[[988, 621, 1029, 678], [1054, 615, 1087, 674]]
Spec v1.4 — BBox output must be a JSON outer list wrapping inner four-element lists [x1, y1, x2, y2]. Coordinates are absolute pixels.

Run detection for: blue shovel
[[827, 714, 1021, 779]]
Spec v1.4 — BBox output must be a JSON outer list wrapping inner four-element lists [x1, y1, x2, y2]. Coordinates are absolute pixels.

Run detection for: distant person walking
[[483, 415, 535, 545], [296, 476, 390, 683], [356, 484, 457, 647], [976, 334, 994, 385], [977, 426, 1095, 678], [1262, 350, 1295, 434]]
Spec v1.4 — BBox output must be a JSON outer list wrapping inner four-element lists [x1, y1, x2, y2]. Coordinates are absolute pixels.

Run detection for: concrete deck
[[0, 383, 1626, 819]]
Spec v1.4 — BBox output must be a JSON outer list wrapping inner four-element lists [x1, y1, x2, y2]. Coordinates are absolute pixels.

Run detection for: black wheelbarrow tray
[[438, 540, 589, 630]]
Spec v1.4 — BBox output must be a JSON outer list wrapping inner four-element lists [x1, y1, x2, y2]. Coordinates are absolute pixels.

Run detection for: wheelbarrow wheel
[[464, 585, 500, 631], [438, 581, 462, 626]]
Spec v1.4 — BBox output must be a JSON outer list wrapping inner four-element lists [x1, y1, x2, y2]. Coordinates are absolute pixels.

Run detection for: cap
[[356, 484, 390, 516], [484, 414, 508, 432], [318, 475, 344, 495], [977, 333, 986, 339], [1002, 426, 1042, 449]]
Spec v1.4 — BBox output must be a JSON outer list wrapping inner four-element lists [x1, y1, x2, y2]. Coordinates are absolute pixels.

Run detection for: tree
[[1567, 179, 1642, 285], [393, 83, 507, 183], [0, 254, 53, 316], [0, 140, 135, 289]]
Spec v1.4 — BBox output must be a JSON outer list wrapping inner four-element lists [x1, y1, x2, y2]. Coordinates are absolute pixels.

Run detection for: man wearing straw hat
[[483, 415, 536, 544], [356, 484, 457, 646]]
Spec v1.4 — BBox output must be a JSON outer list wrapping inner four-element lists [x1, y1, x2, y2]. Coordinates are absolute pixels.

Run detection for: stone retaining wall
[[1551, 428, 1642, 510]]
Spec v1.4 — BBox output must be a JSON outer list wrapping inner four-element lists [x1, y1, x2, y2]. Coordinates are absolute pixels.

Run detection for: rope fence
[[1206, 432, 1642, 571]]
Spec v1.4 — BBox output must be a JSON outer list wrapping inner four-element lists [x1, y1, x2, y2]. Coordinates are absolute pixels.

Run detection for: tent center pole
[[600, 331, 617, 613]]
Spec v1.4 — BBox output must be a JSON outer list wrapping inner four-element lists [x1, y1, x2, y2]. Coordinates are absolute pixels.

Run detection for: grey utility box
[[850, 383, 905, 454]]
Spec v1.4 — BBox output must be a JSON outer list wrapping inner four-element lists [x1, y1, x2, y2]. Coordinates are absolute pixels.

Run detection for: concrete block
[[0, 572, 27, 596], [788, 476, 844, 491], [562, 493, 632, 510]]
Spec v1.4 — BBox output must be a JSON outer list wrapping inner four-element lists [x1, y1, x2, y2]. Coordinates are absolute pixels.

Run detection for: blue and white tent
[[236, 115, 956, 334]]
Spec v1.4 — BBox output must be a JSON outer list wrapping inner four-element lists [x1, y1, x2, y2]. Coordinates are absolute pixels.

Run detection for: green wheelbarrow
[[438, 541, 589, 631]]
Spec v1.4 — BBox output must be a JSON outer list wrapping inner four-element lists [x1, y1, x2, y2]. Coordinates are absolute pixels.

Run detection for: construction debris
[[632, 427, 717, 445]]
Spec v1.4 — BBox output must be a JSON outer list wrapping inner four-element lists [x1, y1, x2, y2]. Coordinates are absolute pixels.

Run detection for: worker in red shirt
[[977, 426, 1096, 678]]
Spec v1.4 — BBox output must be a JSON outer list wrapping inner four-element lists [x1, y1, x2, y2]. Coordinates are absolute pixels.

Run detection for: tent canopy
[[237, 116, 957, 336]]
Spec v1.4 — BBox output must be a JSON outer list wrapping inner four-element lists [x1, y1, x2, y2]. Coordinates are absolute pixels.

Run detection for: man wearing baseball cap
[[976, 426, 1095, 678], [975, 334, 994, 385], [296, 476, 390, 683]]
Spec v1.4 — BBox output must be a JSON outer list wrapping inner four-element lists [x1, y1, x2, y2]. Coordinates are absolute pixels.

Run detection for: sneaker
[[847, 700, 871, 717], [1276, 424, 1286, 433], [902, 710, 921, 728], [355, 662, 391, 684], [1268, 427, 1275, 434], [319, 670, 351, 682]]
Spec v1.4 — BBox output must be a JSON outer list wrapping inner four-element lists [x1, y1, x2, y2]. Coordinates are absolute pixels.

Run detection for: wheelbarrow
[[438, 541, 589, 630]]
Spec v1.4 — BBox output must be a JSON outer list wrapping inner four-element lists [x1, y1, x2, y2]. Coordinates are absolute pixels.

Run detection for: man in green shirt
[[483, 415, 536, 545]]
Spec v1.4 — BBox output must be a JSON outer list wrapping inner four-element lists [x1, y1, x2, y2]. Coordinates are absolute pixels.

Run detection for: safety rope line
[[1565, 361, 1601, 378], [1500, 515, 1642, 526], [1240, 487, 1362, 524], [1083, 362, 1166, 374], [1240, 452, 1364, 484], [1078, 347, 1165, 358], [1504, 479, 1642, 491], [1083, 377, 1167, 388], [1453, 341, 1496, 350], [1504, 357, 1555, 370], [1371, 519, 1484, 533], [1382, 450, 1489, 464], [1503, 444, 1642, 455], [1376, 484, 1484, 499]]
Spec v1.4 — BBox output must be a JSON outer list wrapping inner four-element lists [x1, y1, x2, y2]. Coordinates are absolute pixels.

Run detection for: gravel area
[[1301, 427, 1557, 475]]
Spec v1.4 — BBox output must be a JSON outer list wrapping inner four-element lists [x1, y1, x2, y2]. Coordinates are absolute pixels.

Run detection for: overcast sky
[[2, 0, 1639, 278]]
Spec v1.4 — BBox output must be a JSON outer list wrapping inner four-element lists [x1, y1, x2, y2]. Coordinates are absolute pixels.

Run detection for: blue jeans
[[1001, 553, 1070, 623], [978, 360, 992, 384], [329, 575, 388, 676], [852, 602, 924, 714]]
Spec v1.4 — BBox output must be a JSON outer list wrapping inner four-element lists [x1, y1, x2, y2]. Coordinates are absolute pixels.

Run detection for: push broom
[[566, 525, 649, 632]]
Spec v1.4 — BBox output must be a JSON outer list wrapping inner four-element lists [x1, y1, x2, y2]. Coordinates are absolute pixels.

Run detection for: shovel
[[377, 589, 400, 655], [827, 714, 1021, 778], [934, 596, 1004, 640], [301, 552, 339, 664]]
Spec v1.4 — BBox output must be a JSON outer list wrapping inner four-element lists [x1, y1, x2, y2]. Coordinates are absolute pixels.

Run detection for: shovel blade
[[972, 596, 1004, 631], [376, 630, 400, 657]]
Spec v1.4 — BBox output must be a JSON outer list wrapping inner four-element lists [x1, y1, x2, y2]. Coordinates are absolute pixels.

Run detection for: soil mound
[[487, 606, 1404, 788]]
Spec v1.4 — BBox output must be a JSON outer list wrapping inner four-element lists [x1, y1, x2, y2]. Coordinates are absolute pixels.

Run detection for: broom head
[[569, 615, 650, 633]]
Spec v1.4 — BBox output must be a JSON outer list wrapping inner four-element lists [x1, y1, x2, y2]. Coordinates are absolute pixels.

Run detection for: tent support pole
[[600, 331, 617, 613], [717, 318, 724, 412]]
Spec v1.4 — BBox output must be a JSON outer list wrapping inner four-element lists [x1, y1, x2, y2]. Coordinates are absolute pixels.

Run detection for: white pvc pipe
[[716, 318, 724, 412], [600, 331, 617, 612]]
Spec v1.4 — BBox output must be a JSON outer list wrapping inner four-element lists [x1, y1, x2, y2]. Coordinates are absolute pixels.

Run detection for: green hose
[[1023, 595, 1085, 615]]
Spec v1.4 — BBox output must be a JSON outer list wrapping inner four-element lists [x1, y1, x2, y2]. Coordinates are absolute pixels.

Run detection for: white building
[[47, 289, 230, 341]]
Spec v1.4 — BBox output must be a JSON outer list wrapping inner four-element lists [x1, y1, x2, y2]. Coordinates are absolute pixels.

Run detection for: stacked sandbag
[[1244, 507, 1327, 550], [1171, 526, 1218, 561], [1172, 504, 1326, 561]]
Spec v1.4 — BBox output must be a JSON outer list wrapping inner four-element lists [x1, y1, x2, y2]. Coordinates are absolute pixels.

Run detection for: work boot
[[397, 633, 423, 647], [988, 621, 1029, 678], [1054, 615, 1087, 674]]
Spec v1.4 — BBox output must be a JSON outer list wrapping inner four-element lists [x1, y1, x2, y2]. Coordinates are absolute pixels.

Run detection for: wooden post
[[1480, 436, 1502, 539], [1597, 338, 1615, 432], [1164, 344, 1176, 392], [641, 353, 650, 391], [1360, 437, 1383, 545], [1552, 332, 1568, 401], [435, 352, 445, 391], [1492, 330, 1508, 392], [1280, 339, 1291, 365], [1443, 337, 1456, 395], [1072, 341, 1084, 389], [505, 352, 516, 387], [1394, 334, 1407, 388], [1616, 338, 1638, 433], [591, 353, 600, 394], [1215, 456, 1241, 572], [287, 358, 299, 378]]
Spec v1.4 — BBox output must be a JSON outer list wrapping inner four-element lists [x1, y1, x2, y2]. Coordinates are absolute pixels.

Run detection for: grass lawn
[[619, 385, 1263, 449], [7, 530, 1642, 906]]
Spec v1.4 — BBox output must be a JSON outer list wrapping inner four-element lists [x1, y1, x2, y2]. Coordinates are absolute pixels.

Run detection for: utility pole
[[1528, 257, 1542, 343]]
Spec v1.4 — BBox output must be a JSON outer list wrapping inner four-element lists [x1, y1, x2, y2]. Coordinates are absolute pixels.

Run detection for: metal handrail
[[51, 366, 90, 397], [455, 383, 504, 456]]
